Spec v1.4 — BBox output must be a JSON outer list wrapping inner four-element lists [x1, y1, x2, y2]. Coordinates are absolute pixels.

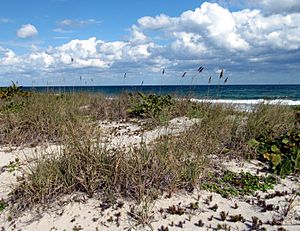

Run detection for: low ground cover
[[0, 85, 299, 223]]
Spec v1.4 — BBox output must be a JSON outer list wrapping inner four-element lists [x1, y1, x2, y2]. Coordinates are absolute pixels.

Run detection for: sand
[[0, 117, 299, 231]]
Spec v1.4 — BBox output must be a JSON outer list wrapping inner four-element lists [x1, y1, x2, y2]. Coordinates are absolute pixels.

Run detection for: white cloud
[[138, 14, 173, 30], [0, 18, 13, 23], [135, 2, 300, 55], [216, 0, 300, 14], [251, 0, 300, 14], [130, 25, 148, 43], [58, 18, 101, 28], [136, 2, 251, 52], [233, 10, 300, 50], [1, 2, 300, 84], [53, 28, 73, 33], [17, 24, 38, 38]]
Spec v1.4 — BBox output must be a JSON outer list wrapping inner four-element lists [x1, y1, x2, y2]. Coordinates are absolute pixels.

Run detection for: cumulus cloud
[[1, 2, 300, 84], [17, 24, 38, 38]]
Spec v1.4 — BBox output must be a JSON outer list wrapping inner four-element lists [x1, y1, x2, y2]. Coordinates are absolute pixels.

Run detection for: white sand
[[0, 118, 299, 230]]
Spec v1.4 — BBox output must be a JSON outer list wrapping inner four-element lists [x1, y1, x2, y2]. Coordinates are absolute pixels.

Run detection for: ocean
[[22, 84, 300, 105]]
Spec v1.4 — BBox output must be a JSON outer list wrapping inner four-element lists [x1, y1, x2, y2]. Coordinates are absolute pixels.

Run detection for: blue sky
[[0, 0, 203, 48], [0, 0, 300, 86]]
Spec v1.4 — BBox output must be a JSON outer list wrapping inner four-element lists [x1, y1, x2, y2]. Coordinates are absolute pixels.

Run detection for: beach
[[0, 90, 299, 230]]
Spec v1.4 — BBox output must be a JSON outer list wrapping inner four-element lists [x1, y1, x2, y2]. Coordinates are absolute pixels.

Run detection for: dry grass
[[244, 104, 295, 140], [11, 119, 208, 210], [1, 91, 298, 214]]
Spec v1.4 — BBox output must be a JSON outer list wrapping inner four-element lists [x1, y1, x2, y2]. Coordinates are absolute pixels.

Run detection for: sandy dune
[[0, 118, 299, 230]]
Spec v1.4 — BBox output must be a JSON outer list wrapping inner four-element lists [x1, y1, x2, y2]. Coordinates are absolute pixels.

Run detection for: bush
[[252, 131, 300, 177], [0, 82, 29, 100], [128, 93, 174, 118]]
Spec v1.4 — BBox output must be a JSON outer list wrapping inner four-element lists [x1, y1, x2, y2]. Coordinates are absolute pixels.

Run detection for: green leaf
[[263, 152, 271, 160], [282, 138, 289, 144], [271, 145, 280, 153], [294, 153, 300, 170], [248, 138, 259, 147], [279, 158, 293, 177], [271, 154, 282, 168]]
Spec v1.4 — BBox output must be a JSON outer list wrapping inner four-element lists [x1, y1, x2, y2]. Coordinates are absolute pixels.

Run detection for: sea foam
[[191, 99, 300, 106], [190, 98, 300, 112]]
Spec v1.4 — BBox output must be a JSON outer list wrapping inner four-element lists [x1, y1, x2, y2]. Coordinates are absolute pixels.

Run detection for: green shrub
[[0, 82, 29, 100], [252, 131, 300, 177], [128, 93, 174, 118]]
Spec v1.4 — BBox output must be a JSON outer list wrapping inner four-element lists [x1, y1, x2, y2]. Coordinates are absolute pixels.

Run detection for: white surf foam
[[190, 98, 300, 106], [190, 98, 300, 112]]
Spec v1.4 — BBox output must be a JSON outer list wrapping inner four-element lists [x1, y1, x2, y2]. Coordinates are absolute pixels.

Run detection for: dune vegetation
[[0, 85, 299, 222]]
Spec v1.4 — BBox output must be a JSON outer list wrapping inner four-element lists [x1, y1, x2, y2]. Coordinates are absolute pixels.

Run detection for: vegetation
[[0, 83, 299, 215], [252, 131, 300, 177], [202, 170, 276, 198], [0, 82, 29, 100], [128, 92, 174, 118], [0, 199, 7, 213]]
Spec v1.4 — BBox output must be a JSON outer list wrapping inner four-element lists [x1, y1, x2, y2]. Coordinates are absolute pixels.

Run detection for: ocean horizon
[[21, 84, 300, 102]]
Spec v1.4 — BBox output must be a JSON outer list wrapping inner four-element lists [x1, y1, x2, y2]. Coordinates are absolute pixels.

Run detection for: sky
[[0, 0, 300, 86]]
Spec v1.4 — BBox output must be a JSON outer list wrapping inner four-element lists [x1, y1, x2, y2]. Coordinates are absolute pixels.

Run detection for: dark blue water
[[22, 85, 300, 100]]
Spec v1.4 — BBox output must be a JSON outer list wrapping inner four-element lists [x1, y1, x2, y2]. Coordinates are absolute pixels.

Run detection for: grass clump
[[86, 92, 131, 121], [202, 170, 276, 198], [11, 120, 208, 210], [0, 199, 7, 213], [0, 92, 88, 146], [10, 102, 247, 211], [244, 104, 295, 141]]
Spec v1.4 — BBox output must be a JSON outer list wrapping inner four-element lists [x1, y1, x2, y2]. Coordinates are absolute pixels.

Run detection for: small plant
[[194, 219, 204, 227], [188, 202, 199, 210], [159, 225, 169, 231], [220, 211, 228, 221], [166, 204, 185, 215], [209, 204, 218, 212], [127, 200, 155, 228], [202, 170, 276, 198], [217, 223, 231, 231], [6, 158, 20, 173], [253, 131, 300, 177], [228, 214, 245, 223], [72, 225, 83, 231], [232, 203, 238, 209], [0, 199, 7, 212], [252, 216, 262, 229], [175, 221, 184, 228]]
